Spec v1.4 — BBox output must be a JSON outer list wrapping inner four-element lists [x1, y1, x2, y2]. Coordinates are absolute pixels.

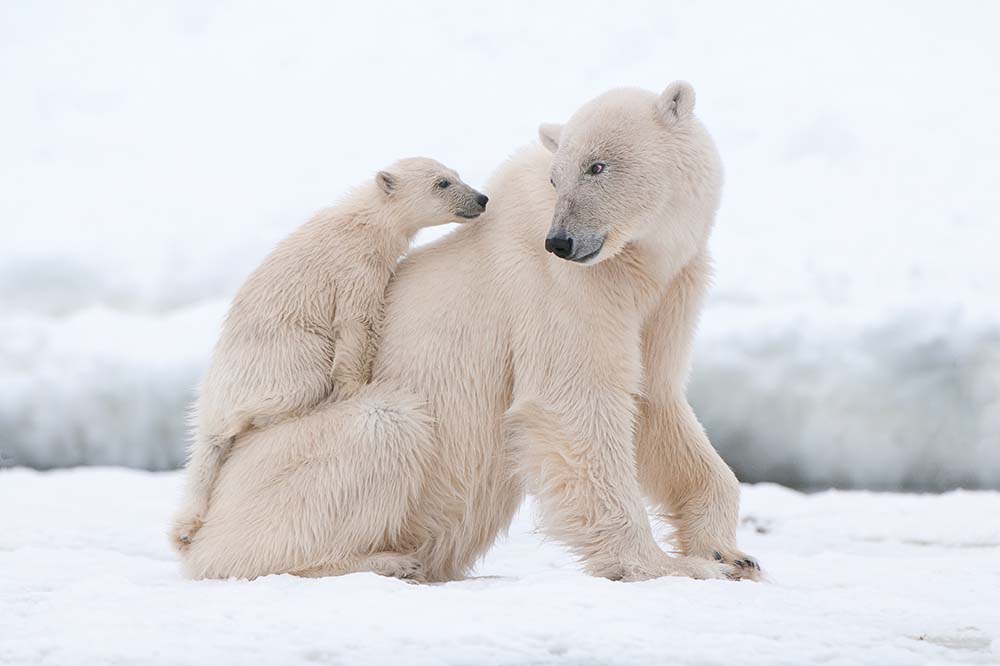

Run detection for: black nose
[[476, 194, 489, 208], [545, 234, 574, 259]]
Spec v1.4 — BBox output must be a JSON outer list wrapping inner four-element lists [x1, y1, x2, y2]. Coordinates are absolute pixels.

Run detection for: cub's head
[[538, 81, 721, 266], [375, 157, 488, 229]]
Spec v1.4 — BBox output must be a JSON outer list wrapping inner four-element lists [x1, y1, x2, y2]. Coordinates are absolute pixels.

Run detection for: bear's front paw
[[611, 554, 735, 582], [706, 548, 763, 581], [660, 555, 737, 581]]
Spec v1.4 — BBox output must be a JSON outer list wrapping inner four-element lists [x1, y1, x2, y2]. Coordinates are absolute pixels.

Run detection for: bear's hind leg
[[181, 387, 437, 581]]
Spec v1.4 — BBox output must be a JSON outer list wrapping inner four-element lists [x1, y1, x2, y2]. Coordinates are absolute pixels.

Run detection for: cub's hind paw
[[170, 515, 205, 552]]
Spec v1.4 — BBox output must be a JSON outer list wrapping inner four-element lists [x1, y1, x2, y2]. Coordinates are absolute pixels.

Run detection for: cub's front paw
[[332, 376, 366, 401], [330, 359, 370, 402]]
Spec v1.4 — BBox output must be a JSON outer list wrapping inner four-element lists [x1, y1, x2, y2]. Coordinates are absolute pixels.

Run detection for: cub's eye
[[589, 162, 605, 175], [437, 179, 451, 188]]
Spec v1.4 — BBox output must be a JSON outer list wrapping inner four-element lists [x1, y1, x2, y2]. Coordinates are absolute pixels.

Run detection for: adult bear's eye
[[589, 162, 605, 175], [437, 179, 450, 189]]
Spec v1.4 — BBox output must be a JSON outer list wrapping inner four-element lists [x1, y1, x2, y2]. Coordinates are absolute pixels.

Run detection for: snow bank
[[0, 304, 222, 469], [1, 468, 998, 665], [4, 302, 999, 490], [2, 2, 998, 487], [693, 304, 1000, 490]]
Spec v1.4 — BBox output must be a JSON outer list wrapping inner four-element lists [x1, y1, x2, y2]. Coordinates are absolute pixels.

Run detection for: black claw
[[713, 551, 723, 561]]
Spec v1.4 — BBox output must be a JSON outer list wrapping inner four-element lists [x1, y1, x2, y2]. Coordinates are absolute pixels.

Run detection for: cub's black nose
[[476, 194, 489, 208], [545, 234, 573, 259]]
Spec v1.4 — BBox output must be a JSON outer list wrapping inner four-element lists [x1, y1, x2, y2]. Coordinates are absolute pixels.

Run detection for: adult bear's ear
[[538, 123, 563, 152], [656, 81, 695, 126], [376, 171, 396, 195]]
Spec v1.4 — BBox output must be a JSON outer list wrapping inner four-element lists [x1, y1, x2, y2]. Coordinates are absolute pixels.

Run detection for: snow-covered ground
[[2, 2, 999, 486], [2, 468, 998, 665]]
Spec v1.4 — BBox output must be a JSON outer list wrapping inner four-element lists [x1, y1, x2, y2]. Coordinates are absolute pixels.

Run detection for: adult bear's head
[[538, 82, 722, 267]]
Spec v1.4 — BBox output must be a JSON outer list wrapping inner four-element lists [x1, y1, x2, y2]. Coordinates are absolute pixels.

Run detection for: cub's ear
[[656, 81, 696, 126], [375, 170, 396, 195], [538, 123, 563, 153]]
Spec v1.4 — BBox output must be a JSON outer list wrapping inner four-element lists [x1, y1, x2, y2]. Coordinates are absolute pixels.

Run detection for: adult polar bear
[[181, 82, 761, 583]]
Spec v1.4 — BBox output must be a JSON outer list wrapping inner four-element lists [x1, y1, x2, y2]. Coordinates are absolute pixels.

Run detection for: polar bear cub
[[171, 158, 488, 550]]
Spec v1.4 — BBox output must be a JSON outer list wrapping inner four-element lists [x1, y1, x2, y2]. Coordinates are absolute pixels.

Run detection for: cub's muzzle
[[457, 191, 489, 219]]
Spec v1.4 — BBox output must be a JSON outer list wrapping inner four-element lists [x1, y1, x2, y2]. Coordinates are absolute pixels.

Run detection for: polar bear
[[180, 82, 761, 583], [170, 158, 488, 550]]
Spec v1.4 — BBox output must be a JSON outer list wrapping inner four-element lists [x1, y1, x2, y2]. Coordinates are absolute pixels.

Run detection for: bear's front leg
[[505, 398, 735, 582], [635, 253, 761, 581], [635, 395, 762, 581]]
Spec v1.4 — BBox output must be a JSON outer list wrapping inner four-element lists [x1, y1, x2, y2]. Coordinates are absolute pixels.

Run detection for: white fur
[[179, 83, 761, 583], [170, 157, 485, 550]]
